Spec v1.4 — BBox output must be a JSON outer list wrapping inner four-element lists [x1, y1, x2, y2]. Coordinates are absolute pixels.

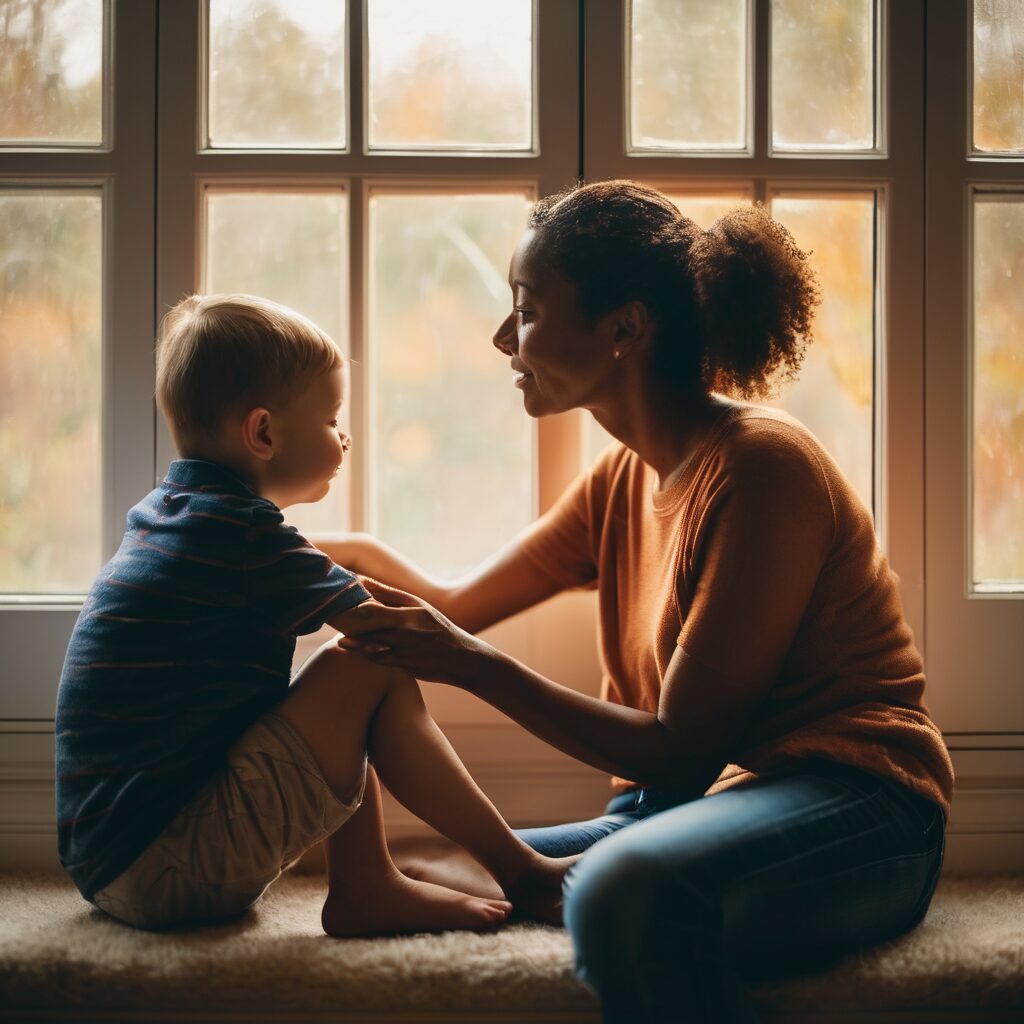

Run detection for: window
[[2, 1, 1021, 745]]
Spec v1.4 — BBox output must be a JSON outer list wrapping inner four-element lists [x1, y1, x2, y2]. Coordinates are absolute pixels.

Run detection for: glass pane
[[973, 0, 1024, 154], [207, 0, 346, 149], [0, 191, 102, 593], [0, 0, 104, 145], [203, 189, 349, 535], [770, 195, 876, 513], [369, 192, 533, 575], [772, 0, 875, 152], [973, 197, 1024, 586], [584, 192, 753, 467], [368, 0, 532, 151], [629, 0, 747, 152]]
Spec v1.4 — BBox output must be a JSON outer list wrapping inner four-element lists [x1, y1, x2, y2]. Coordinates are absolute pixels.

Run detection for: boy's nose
[[492, 311, 516, 354]]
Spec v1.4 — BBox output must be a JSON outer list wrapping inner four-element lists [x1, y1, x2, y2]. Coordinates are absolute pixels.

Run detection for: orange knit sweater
[[518, 403, 954, 821]]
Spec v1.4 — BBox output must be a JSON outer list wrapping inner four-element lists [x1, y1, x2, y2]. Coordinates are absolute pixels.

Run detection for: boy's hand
[[332, 578, 493, 688]]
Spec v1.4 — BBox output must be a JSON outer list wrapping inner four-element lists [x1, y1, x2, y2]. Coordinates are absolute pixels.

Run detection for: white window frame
[[0, 0, 156, 722]]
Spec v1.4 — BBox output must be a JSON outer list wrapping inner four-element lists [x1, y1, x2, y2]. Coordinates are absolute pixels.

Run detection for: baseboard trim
[[3, 723, 1022, 875]]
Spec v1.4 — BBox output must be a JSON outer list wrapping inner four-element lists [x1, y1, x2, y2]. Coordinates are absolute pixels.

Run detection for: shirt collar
[[163, 459, 263, 499]]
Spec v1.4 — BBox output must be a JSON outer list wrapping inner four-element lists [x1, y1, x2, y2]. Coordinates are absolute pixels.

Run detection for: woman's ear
[[611, 300, 652, 357], [240, 407, 274, 461]]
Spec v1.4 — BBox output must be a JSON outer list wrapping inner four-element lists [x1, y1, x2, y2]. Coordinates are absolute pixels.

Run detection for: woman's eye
[[514, 307, 533, 321]]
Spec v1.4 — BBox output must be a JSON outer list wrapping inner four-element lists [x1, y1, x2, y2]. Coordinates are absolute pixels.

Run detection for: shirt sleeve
[[515, 443, 622, 589], [247, 514, 371, 636], [677, 425, 835, 686]]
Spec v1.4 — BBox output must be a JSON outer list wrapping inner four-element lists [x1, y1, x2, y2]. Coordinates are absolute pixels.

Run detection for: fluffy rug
[[1, 870, 1022, 1022]]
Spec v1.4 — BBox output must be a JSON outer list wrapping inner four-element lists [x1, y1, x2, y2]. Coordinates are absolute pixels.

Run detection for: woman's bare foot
[[321, 867, 512, 937], [503, 852, 581, 925]]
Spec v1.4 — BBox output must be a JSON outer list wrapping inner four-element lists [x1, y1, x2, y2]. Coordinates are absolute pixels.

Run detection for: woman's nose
[[492, 311, 516, 354]]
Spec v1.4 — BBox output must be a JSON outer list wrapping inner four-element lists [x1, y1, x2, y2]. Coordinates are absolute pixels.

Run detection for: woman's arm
[[461, 643, 749, 796], [313, 533, 566, 634], [336, 580, 755, 796]]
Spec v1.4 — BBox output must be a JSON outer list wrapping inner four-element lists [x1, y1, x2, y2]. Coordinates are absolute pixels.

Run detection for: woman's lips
[[513, 372, 532, 387]]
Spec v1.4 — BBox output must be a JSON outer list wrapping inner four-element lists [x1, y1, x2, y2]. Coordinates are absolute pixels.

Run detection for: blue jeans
[[514, 758, 946, 1024]]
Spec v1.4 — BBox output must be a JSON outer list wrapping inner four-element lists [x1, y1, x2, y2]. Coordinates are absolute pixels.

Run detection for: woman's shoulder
[[696, 402, 826, 478]]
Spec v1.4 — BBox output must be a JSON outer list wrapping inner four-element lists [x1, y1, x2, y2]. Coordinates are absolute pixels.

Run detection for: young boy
[[55, 293, 574, 934]]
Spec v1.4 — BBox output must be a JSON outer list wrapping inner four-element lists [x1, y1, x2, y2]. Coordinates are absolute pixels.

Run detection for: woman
[[321, 180, 953, 1024]]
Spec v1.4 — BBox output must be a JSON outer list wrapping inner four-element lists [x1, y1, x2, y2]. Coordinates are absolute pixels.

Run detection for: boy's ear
[[240, 407, 274, 461]]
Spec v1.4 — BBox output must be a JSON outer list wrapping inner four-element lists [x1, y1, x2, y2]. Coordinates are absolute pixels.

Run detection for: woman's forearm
[[461, 646, 722, 795], [311, 533, 452, 612]]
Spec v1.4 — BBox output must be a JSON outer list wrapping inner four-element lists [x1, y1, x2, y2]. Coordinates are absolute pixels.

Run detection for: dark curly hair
[[528, 180, 821, 400]]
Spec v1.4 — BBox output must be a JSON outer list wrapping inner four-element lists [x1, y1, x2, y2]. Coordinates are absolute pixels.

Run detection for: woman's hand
[[334, 578, 494, 687]]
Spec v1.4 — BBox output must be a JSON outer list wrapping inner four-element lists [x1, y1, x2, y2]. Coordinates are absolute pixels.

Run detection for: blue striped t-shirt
[[55, 459, 371, 901]]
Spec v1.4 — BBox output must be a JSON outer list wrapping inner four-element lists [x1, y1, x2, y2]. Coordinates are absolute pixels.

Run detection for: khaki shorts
[[93, 711, 366, 930]]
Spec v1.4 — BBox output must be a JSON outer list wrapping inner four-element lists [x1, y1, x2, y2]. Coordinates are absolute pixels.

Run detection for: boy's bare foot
[[503, 852, 581, 926], [322, 868, 512, 938]]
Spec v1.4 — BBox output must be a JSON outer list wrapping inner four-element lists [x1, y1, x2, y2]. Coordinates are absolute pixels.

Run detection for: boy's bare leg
[[389, 835, 504, 901], [275, 642, 576, 935], [318, 763, 510, 936]]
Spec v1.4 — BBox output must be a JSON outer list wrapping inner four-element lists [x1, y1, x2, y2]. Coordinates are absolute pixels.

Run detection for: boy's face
[[267, 365, 350, 508]]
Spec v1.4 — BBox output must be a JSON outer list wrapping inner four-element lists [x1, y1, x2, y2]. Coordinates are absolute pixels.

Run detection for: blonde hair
[[156, 294, 342, 455]]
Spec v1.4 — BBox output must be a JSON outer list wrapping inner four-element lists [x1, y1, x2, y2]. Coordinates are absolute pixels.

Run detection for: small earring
[[612, 348, 622, 360]]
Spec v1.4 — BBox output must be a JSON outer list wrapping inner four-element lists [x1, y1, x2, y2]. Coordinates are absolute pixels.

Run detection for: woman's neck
[[589, 372, 735, 491]]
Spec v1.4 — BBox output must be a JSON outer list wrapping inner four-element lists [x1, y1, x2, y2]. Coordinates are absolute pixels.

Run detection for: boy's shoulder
[[126, 459, 286, 540]]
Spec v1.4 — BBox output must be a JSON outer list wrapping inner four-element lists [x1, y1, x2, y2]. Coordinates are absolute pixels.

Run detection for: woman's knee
[[564, 841, 660, 948]]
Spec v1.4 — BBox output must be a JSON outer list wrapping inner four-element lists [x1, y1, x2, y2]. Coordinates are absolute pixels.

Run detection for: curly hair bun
[[692, 203, 821, 400]]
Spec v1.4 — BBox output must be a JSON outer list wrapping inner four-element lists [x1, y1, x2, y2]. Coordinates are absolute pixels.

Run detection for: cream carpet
[[1, 870, 1022, 1023]]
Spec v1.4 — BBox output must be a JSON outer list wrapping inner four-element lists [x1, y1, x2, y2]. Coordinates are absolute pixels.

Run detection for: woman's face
[[493, 228, 618, 418]]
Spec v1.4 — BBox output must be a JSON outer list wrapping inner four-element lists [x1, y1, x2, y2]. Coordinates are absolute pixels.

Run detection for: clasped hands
[[335, 578, 489, 687]]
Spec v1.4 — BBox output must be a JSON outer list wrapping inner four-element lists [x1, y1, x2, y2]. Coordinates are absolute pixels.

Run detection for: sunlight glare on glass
[[0, 191, 103, 593], [769, 194, 876, 514], [629, 0, 748, 152], [207, 0, 346, 149], [368, 0, 532, 150], [771, 0, 875, 152], [972, 196, 1024, 587], [0, 0, 104, 144], [973, 0, 1024, 154], [368, 192, 534, 575]]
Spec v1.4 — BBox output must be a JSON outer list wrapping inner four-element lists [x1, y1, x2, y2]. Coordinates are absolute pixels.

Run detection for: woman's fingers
[[343, 601, 420, 636], [359, 576, 423, 608]]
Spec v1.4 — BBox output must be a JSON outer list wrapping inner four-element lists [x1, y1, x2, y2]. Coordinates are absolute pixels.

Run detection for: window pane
[[0, 0, 104, 145], [973, 0, 1024, 154], [629, 0, 747, 152], [770, 195, 876, 513], [203, 189, 349, 535], [664, 191, 752, 229], [0, 191, 102, 593], [771, 0, 875, 152], [207, 0, 346, 149], [369, 192, 532, 575], [973, 197, 1024, 587], [584, 192, 753, 467], [367, 0, 532, 151]]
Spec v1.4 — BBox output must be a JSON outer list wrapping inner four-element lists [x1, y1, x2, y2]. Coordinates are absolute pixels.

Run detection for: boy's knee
[[303, 643, 412, 700]]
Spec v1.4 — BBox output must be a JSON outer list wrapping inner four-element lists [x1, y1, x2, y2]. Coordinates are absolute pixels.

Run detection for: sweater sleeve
[[678, 425, 835, 687]]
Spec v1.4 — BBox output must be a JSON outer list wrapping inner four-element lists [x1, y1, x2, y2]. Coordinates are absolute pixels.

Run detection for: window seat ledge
[[1, 872, 1021, 1024]]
